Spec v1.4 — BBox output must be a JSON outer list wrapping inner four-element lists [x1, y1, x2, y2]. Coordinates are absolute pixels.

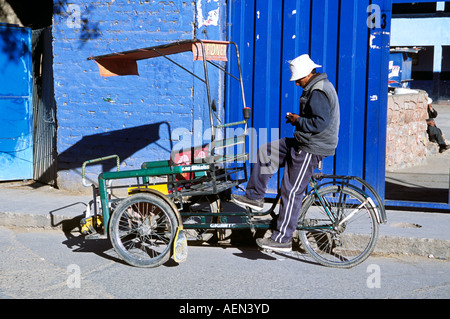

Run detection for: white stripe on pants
[[274, 152, 312, 243]]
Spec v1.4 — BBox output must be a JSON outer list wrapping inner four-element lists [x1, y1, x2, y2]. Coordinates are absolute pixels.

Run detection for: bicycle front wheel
[[298, 186, 379, 268], [109, 193, 178, 268]]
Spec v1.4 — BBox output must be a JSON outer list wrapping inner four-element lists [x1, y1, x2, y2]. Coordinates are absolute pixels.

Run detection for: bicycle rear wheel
[[298, 186, 379, 268]]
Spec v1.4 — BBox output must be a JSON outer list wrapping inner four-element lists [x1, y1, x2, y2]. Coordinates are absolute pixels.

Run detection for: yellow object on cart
[[128, 184, 169, 196]]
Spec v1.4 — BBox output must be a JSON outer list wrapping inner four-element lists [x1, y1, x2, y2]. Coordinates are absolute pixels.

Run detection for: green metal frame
[[81, 114, 250, 233]]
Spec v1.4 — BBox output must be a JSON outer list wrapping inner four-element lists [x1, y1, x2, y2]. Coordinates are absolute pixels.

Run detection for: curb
[[1, 211, 448, 260], [374, 235, 450, 259], [0, 212, 84, 233]]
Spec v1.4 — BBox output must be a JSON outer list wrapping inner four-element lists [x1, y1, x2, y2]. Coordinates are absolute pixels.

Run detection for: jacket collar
[[303, 73, 328, 92]]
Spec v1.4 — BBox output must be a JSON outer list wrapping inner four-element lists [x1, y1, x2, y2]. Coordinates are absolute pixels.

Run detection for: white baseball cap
[[289, 54, 321, 81]]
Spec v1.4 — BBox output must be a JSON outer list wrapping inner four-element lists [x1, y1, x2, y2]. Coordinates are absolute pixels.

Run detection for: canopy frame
[[88, 39, 247, 144]]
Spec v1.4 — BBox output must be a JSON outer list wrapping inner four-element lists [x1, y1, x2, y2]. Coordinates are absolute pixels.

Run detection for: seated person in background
[[426, 97, 449, 153]]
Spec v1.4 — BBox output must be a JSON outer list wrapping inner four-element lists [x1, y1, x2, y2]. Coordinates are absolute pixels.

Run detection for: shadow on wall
[[0, 24, 30, 62], [60, 121, 173, 169], [30, 122, 174, 189]]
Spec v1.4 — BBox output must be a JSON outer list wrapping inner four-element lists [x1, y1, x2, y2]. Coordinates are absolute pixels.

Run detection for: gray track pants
[[245, 137, 324, 243]]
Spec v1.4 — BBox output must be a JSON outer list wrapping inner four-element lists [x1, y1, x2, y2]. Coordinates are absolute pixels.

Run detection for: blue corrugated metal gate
[[226, 0, 392, 199], [0, 24, 33, 181]]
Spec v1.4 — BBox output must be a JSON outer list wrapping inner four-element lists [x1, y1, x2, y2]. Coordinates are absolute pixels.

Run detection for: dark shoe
[[231, 194, 264, 211], [256, 237, 292, 252], [439, 145, 450, 153]]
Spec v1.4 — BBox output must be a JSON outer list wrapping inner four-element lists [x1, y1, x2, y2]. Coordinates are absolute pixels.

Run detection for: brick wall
[[386, 90, 429, 171], [52, 0, 226, 191]]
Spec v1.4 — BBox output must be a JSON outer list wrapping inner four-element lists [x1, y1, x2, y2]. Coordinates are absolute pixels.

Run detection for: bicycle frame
[[307, 173, 387, 224], [181, 172, 386, 234]]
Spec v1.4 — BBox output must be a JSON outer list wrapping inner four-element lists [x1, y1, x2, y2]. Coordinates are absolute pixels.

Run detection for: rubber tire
[[109, 193, 178, 268], [298, 186, 379, 268]]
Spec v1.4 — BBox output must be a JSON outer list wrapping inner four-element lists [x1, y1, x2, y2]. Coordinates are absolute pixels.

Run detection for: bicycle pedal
[[84, 232, 107, 240], [261, 248, 274, 254]]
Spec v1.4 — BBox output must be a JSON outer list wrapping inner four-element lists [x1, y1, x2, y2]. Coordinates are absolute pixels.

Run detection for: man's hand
[[286, 112, 299, 125]]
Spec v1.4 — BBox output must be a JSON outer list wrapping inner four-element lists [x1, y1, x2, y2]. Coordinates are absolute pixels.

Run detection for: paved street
[[0, 226, 448, 300]]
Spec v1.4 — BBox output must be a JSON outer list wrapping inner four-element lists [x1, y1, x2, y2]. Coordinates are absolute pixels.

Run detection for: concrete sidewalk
[[0, 179, 448, 260]]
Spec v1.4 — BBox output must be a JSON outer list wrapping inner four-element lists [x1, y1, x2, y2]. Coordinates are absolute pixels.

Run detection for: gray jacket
[[294, 73, 340, 156]]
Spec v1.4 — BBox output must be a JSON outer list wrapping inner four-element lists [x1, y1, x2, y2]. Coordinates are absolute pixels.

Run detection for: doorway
[[0, 0, 56, 185], [385, 1, 450, 210]]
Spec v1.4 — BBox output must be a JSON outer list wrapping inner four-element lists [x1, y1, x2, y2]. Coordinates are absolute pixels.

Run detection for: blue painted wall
[[52, 0, 226, 190]]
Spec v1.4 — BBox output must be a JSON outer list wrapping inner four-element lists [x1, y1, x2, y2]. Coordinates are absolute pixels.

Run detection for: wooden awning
[[88, 39, 230, 77]]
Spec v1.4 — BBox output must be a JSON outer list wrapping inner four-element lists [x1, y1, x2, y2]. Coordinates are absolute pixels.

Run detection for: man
[[231, 54, 340, 252], [426, 97, 449, 153]]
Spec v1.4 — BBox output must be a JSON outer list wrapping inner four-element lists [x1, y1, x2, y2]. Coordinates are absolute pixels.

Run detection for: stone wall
[[386, 90, 429, 171]]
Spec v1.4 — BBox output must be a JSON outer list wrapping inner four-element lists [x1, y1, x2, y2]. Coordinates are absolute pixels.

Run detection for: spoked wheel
[[298, 186, 379, 268], [109, 193, 178, 268]]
